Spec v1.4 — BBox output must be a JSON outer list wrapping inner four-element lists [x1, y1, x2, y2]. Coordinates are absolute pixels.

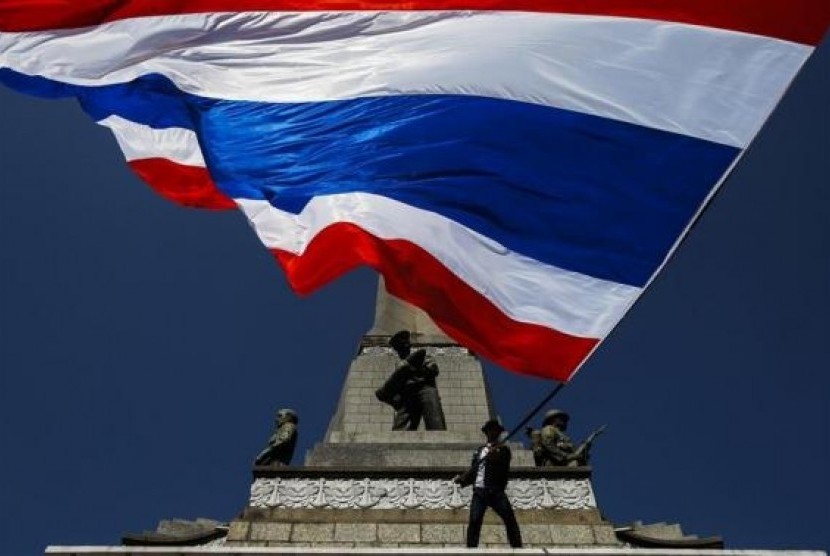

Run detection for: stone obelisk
[[365, 277, 455, 342], [305, 278, 507, 465]]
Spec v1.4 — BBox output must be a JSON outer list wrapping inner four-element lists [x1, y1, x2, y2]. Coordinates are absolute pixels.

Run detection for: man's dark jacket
[[456, 444, 512, 491]]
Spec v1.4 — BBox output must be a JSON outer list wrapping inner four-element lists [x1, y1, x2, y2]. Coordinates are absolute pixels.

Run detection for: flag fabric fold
[[1, 2, 827, 380]]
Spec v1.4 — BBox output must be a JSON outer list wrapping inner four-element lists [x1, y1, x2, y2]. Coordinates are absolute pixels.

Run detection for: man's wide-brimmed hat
[[481, 419, 505, 433]]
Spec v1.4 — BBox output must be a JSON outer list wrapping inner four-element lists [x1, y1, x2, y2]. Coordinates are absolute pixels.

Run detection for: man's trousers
[[466, 487, 522, 548]]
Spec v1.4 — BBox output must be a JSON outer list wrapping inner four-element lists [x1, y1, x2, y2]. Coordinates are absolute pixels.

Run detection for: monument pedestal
[[228, 466, 615, 548]]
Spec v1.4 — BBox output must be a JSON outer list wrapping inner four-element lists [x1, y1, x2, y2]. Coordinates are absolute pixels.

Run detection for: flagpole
[[503, 381, 567, 442]]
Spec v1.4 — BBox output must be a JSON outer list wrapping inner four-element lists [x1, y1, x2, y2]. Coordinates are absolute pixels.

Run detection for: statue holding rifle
[[375, 330, 447, 430], [527, 409, 605, 467], [254, 408, 299, 466]]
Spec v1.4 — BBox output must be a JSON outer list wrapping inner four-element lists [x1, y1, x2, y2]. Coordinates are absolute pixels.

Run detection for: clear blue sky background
[[1, 35, 827, 556]]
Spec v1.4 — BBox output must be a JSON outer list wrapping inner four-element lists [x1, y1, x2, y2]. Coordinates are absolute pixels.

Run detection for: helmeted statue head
[[276, 408, 298, 425], [543, 409, 569, 428], [389, 330, 411, 350]]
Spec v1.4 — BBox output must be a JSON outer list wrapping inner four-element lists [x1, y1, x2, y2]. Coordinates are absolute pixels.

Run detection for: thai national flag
[[1, 2, 827, 381]]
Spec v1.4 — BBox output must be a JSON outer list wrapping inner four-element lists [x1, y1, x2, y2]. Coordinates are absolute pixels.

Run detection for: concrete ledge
[[303, 445, 536, 468], [45, 547, 828, 555], [228, 519, 612, 548], [252, 466, 592, 480], [326, 431, 484, 444], [240, 508, 603, 525]]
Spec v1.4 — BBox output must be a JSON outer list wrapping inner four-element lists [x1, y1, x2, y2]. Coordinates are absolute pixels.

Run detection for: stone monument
[[43, 280, 827, 555], [225, 279, 618, 548]]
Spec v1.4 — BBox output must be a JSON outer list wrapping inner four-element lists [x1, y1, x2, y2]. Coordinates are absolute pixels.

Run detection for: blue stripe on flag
[[0, 70, 195, 130], [198, 95, 739, 288], [0, 69, 739, 287]]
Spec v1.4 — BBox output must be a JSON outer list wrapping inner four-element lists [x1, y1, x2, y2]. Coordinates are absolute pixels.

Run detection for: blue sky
[[1, 35, 827, 556]]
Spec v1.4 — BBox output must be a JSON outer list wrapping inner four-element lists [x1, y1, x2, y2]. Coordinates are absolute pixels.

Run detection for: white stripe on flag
[[98, 115, 205, 166], [236, 194, 641, 339], [1, 11, 811, 148]]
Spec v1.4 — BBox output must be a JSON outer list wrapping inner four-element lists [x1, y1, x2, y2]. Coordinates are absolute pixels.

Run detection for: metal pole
[[503, 381, 567, 442]]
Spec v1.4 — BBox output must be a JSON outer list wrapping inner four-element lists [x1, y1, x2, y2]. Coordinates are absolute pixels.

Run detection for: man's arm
[[454, 451, 478, 487], [485, 444, 512, 490], [486, 443, 511, 471]]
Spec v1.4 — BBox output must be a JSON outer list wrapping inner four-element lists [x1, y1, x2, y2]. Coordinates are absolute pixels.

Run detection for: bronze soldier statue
[[254, 408, 298, 466], [528, 409, 605, 467], [375, 330, 447, 430]]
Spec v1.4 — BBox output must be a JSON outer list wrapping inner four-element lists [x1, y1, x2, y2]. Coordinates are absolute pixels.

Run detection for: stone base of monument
[[222, 296, 620, 549], [225, 465, 619, 548]]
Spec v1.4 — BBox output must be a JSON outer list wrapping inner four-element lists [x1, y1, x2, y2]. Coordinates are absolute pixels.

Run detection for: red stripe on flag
[[270, 221, 598, 381], [0, 0, 827, 45], [128, 158, 235, 210]]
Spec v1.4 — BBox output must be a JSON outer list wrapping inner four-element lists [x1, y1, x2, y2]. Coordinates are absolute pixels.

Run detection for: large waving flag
[[1, 2, 827, 381]]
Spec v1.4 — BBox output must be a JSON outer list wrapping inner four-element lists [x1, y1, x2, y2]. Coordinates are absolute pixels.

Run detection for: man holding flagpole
[[454, 419, 522, 548]]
